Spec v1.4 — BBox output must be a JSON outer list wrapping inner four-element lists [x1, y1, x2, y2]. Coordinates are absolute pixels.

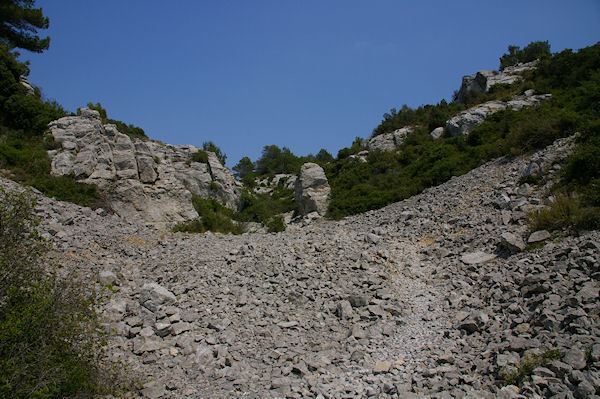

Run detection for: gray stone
[[528, 230, 551, 243], [501, 232, 526, 252], [140, 282, 177, 312], [336, 300, 353, 319], [373, 361, 392, 373], [295, 162, 331, 216], [564, 348, 587, 370], [461, 251, 497, 265], [46, 109, 242, 228], [430, 127, 445, 139]]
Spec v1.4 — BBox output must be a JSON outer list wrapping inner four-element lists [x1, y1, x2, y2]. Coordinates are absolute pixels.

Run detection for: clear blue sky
[[23, 1, 600, 167]]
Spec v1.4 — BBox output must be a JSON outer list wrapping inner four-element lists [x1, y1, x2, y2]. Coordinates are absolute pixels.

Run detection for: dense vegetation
[[174, 183, 295, 234], [0, 4, 136, 397], [234, 144, 333, 181], [0, 189, 133, 398], [499, 40, 551, 70], [324, 42, 600, 222]]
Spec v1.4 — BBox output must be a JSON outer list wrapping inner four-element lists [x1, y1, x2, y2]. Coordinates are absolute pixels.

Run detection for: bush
[[499, 41, 551, 70], [326, 42, 600, 220], [0, 189, 131, 398], [191, 149, 208, 164], [499, 350, 562, 387], [527, 193, 600, 233], [173, 197, 243, 234], [266, 215, 286, 233], [202, 141, 226, 166]]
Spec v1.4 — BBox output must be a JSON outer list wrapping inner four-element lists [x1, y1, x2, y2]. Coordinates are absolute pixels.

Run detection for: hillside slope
[[3, 134, 598, 398]]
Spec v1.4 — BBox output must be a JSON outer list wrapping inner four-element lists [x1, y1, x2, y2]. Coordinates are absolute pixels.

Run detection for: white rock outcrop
[[445, 94, 551, 137], [454, 61, 538, 104], [363, 127, 413, 152], [294, 163, 331, 216], [47, 109, 241, 228]]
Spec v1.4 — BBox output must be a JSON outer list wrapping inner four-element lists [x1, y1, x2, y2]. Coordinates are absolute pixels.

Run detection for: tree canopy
[[0, 0, 50, 53], [499, 41, 551, 70]]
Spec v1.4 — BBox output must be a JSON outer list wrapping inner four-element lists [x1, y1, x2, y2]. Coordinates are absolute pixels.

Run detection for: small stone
[[348, 295, 369, 307], [373, 361, 392, 374], [564, 348, 587, 370], [459, 319, 479, 333], [98, 270, 119, 286], [461, 251, 497, 265], [171, 322, 191, 335], [574, 379, 595, 399], [501, 232, 526, 252], [528, 230, 551, 243], [141, 381, 165, 398], [336, 300, 354, 319], [277, 320, 298, 328]]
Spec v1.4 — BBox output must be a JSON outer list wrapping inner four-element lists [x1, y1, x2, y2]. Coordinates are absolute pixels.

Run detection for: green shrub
[[202, 141, 227, 166], [191, 149, 208, 163], [499, 350, 562, 387], [266, 215, 286, 233], [327, 42, 600, 220], [527, 194, 600, 233], [173, 197, 243, 234], [0, 189, 132, 398], [499, 41, 551, 70]]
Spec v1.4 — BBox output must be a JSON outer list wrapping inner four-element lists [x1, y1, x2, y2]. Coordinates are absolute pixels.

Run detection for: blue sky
[[23, 1, 600, 167]]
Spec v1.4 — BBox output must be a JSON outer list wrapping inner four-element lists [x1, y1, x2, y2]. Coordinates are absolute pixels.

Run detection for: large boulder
[[364, 127, 413, 152], [295, 163, 331, 216], [47, 109, 242, 228]]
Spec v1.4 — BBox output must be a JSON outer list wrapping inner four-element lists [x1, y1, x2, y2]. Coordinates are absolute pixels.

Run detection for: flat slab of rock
[[460, 251, 497, 265], [373, 361, 392, 374], [528, 229, 551, 243]]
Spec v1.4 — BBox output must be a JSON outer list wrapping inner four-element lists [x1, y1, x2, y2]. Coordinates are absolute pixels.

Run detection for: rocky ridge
[[4, 134, 598, 398], [445, 93, 552, 137], [361, 61, 550, 153], [48, 108, 242, 229], [454, 61, 539, 105]]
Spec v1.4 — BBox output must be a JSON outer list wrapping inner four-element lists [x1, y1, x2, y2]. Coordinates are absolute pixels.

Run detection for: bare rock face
[[454, 61, 538, 104], [364, 127, 413, 152], [47, 109, 241, 228], [445, 94, 551, 137], [295, 163, 330, 216]]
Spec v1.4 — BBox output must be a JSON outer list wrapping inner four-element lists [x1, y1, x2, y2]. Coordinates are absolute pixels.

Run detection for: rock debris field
[[3, 136, 599, 398]]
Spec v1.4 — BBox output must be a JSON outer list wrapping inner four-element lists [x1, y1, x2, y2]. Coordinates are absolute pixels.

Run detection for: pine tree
[[0, 0, 50, 52]]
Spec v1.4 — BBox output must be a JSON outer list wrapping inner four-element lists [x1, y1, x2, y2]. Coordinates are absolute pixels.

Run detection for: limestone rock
[[47, 109, 241, 228], [295, 163, 331, 216], [430, 127, 445, 139], [139, 282, 177, 312], [454, 61, 538, 104], [364, 127, 413, 152], [500, 232, 526, 252], [460, 251, 497, 265], [446, 95, 551, 137], [19, 76, 35, 96]]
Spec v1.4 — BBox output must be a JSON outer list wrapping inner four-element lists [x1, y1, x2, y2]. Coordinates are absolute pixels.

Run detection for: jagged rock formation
[[361, 62, 550, 150], [4, 134, 598, 398], [445, 93, 552, 137], [47, 109, 241, 228], [294, 162, 331, 216], [19, 75, 35, 96], [454, 61, 538, 104], [363, 127, 413, 152]]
